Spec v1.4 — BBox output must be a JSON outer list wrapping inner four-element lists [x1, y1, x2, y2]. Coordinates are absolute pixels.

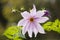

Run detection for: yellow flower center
[[30, 18, 34, 22]]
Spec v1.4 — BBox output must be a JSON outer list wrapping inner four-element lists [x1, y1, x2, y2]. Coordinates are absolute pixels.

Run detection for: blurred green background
[[0, 0, 60, 40]]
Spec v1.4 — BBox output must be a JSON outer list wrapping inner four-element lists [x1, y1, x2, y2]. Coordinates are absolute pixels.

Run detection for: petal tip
[[39, 31, 46, 34]]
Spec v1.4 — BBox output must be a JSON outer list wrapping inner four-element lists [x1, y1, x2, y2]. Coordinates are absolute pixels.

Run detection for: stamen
[[30, 18, 34, 22]]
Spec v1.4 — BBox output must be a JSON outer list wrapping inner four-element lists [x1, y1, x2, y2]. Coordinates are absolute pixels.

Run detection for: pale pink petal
[[35, 23, 45, 34], [28, 23, 33, 37], [33, 26, 38, 37], [28, 28, 32, 37], [35, 17, 49, 23], [22, 21, 30, 35], [30, 23, 38, 37], [42, 10, 46, 12], [21, 11, 30, 18], [22, 26, 26, 35], [17, 19, 28, 26], [28, 27, 32, 37], [30, 4, 36, 16], [36, 10, 45, 17]]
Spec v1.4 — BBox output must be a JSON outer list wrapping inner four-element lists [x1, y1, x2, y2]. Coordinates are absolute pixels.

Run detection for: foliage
[[43, 19, 60, 33], [4, 26, 25, 40]]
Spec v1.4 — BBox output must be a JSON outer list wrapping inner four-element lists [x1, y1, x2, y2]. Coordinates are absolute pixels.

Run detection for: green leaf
[[4, 26, 18, 39], [43, 19, 60, 33], [4, 26, 25, 40], [43, 22, 52, 31], [51, 19, 59, 31]]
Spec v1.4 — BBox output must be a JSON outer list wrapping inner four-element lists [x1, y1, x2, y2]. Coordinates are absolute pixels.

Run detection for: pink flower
[[17, 4, 49, 37]]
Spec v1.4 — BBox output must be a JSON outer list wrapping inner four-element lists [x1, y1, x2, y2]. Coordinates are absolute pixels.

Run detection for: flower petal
[[22, 21, 30, 35], [35, 17, 49, 23], [28, 23, 33, 37], [30, 23, 38, 37], [36, 10, 45, 17], [30, 4, 36, 16], [28, 28, 32, 37], [17, 19, 28, 26], [28, 27, 32, 37], [21, 11, 30, 18], [35, 23, 45, 34], [33, 26, 38, 37]]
